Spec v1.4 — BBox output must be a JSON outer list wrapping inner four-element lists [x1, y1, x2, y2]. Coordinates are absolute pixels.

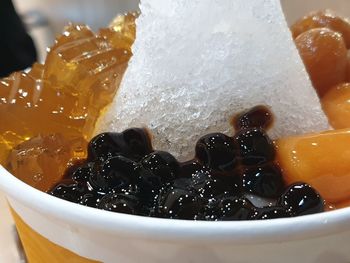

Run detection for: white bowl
[[1, 166, 350, 263]]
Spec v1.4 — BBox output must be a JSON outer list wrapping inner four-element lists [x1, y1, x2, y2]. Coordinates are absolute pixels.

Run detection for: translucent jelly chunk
[[6, 134, 87, 192], [99, 12, 138, 52], [44, 24, 132, 123], [322, 83, 350, 129], [0, 15, 135, 166], [295, 28, 347, 97], [291, 10, 350, 48], [347, 54, 350, 82], [27, 63, 45, 79], [0, 71, 85, 163], [44, 25, 131, 93], [276, 129, 350, 203], [53, 24, 95, 50]]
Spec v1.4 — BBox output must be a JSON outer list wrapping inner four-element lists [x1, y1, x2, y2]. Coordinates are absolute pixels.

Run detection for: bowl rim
[[1, 165, 350, 244]]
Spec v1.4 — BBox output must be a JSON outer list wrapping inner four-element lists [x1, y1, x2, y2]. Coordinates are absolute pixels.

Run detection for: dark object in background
[[0, 0, 37, 77]]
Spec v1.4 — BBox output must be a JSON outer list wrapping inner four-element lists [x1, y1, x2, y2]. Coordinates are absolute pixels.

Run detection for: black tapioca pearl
[[98, 192, 140, 214], [156, 186, 205, 220], [78, 191, 104, 208], [87, 132, 124, 161], [71, 162, 95, 182], [100, 155, 136, 189], [49, 181, 87, 203], [122, 128, 153, 160], [233, 105, 273, 131], [141, 151, 179, 183], [62, 159, 86, 180], [189, 167, 212, 191], [235, 128, 275, 166], [88, 129, 153, 162], [279, 183, 324, 216], [193, 173, 242, 199], [254, 206, 292, 220], [211, 196, 257, 221], [184, 166, 240, 198], [242, 164, 284, 198], [195, 133, 238, 172], [88, 171, 109, 193], [178, 161, 207, 178], [134, 166, 162, 208]]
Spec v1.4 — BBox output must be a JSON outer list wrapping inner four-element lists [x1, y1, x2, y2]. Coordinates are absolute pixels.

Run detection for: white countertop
[[0, 192, 25, 263]]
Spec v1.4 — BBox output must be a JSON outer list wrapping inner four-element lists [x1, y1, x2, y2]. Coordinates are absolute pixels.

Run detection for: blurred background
[[13, 0, 139, 62], [8, 0, 350, 64]]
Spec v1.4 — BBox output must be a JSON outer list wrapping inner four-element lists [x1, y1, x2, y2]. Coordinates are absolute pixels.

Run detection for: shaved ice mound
[[97, 0, 330, 160]]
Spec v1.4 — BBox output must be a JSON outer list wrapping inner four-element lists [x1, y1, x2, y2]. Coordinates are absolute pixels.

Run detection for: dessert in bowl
[[2, 0, 350, 262]]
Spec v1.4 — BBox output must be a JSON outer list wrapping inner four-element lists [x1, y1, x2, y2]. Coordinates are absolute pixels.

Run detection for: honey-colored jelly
[[0, 13, 136, 188]]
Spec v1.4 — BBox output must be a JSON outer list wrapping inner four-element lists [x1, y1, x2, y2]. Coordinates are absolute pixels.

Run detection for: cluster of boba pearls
[[49, 106, 324, 220]]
